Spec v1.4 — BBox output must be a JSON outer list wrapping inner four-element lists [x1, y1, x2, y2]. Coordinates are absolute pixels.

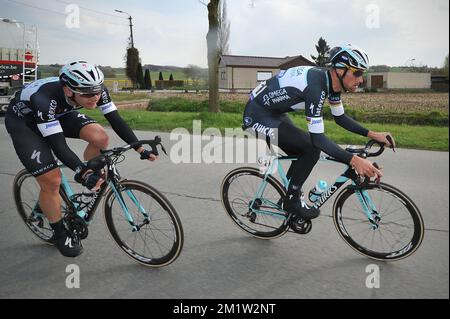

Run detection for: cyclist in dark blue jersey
[[5, 61, 157, 257], [243, 45, 395, 220]]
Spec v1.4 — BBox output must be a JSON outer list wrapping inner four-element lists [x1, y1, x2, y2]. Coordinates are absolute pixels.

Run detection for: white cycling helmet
[[59, 61, 104, 94], [329, 45, 370, 71]]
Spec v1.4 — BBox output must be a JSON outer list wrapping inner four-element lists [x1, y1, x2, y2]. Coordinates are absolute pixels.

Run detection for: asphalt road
[[0, 119, 448, 299]]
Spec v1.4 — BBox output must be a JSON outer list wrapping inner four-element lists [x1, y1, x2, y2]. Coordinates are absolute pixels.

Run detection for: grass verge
[[80, 109, 448, 151]]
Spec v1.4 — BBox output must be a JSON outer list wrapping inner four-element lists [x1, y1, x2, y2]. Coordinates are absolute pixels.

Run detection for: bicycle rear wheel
[[333, 182, 424, 261], [104, 180, 183, 267], [220, 167, 289, 239], [13, 169, 72, 244]]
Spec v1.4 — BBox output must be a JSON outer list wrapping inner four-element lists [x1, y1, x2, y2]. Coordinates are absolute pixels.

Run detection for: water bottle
[[309, 180, 328, 202]]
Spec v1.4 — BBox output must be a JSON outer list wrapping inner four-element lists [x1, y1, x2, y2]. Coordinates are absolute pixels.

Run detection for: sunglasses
[[68, 87, 102, 98], [348, 67, 365, 77], [77, 92, 101, 98]]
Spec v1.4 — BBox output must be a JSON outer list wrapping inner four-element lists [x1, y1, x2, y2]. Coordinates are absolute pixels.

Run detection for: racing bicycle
[[220, 140, 424, 261], [13, 137, 184, 267]]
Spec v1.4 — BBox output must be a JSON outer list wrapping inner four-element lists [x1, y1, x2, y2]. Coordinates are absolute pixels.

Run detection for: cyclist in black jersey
[[243, 45, 396, 220], [5, 61, 157, 257]]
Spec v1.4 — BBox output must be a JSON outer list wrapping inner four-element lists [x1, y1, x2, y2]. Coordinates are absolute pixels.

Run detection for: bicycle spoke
[[106, 182, 182, 266], [221, 168, 288, 239], [335, 183, 424, 261]]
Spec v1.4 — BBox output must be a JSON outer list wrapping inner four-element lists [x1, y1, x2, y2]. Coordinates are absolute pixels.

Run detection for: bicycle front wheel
[[104, 180, 183, 267], [220, 167, 289, 239], [333, 182, 424, 261]]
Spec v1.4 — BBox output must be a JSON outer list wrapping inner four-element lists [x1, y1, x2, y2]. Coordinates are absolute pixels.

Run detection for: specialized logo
[[31, 150, 42, 164], [86, 191, 100, 212], [312, 185, 338, 208], [37, 111, 44, 121], [65, 237, 74, 248]]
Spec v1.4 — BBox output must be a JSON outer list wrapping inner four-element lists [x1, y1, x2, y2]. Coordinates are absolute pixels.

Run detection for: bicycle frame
[[56, 160, 152, 232], [252, 154, 380, 227]]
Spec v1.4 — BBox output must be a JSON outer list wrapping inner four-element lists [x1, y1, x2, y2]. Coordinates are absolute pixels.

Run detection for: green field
[[79, 109, 449, 151]]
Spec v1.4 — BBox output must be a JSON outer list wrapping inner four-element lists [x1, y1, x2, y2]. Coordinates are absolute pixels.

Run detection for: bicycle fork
[[352, 183, 381, 229], [110, 182, 151, 232]]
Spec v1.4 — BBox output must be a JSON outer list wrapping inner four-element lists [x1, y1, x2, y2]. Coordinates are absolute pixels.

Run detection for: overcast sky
[[1, 0, 449, 68]]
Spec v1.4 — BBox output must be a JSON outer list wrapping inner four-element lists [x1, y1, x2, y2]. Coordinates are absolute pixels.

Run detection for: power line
[[54, 0, 127, 19], [5, 0, 66, 16], [4, 0, 128, 26]]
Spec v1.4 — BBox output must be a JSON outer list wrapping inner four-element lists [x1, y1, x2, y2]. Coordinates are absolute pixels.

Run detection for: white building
[[366, 72, 431, 89]]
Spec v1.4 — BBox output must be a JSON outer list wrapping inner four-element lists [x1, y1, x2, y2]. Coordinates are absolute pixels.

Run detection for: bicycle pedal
[[65, 214, 89, 240], [289, 216, 312, 234]]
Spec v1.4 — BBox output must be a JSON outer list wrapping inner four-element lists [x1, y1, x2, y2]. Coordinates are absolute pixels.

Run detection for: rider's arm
[[309, 133, 353, 164], [327, 91, 369, 136], [97, 88, 141, 150], [304, 69, 353, 164], [41, 126, 84, 171], [333, 113, 369, 137], [103, 110, 141, 149]]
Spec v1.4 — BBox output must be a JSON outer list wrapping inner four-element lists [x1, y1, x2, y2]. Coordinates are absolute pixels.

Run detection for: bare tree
[[218, 0, 231, 56], [199, 0, 220, 112]]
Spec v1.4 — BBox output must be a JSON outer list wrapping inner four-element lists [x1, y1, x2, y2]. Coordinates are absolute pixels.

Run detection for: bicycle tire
[[220, 167, 289, 239], [333, 182, 424, 261], [104, 180, 183, 267]]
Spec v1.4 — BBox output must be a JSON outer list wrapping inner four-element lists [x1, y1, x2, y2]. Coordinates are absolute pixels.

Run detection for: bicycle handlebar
[[345, 139, 385, 158], [86, 137, 166, 170]]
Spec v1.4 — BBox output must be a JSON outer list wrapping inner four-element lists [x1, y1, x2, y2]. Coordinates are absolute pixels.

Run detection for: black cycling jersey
[[7, 77, 118, 134], [6, 77, 139, 175], [244, 66, 369, 164]]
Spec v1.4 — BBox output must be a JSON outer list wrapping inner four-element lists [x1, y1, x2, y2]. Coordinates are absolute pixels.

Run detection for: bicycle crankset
[[65, 214, 89, 240], [289, 215, 312, 234]]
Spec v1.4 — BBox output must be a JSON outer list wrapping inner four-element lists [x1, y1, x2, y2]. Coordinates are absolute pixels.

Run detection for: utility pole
[[115, 9, 134, 48]]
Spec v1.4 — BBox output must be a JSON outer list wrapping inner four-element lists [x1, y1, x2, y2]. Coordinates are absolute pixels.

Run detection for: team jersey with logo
[[249, 66, 345, 134], [8, 77, 118, 137]]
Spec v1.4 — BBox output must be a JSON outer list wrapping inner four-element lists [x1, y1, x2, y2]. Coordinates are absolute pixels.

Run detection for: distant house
[[219, 54, 316, 91], [366, 72, 431, 90]]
